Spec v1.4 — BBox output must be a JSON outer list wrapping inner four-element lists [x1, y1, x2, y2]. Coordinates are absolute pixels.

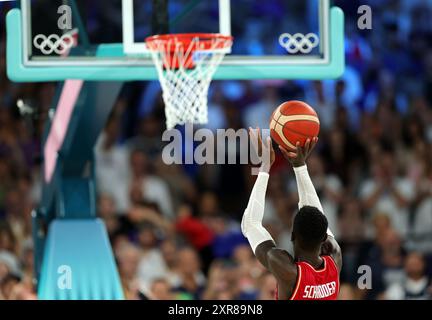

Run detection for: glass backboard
[[6, 0, 345, 81]]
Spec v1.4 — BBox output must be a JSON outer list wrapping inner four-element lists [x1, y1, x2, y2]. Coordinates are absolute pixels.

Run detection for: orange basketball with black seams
[[269, 101, 320, 151]]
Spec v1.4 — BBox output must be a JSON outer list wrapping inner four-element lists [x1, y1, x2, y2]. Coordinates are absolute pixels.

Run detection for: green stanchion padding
[[38, 219, 124, 300]]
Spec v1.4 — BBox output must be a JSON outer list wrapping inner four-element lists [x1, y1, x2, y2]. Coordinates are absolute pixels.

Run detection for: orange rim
[[145, 33, 233, 52]]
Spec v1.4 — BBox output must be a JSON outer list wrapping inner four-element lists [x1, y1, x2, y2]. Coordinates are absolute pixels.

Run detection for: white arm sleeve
[[241, 172, 275, 253], [293, 165, 334, 238]]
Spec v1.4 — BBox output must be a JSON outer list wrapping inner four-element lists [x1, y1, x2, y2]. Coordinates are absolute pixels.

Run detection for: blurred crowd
[[1, 0, 432, 300]]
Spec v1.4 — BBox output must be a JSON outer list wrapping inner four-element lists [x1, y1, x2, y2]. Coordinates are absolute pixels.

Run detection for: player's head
[[291, 206, 328, 252]]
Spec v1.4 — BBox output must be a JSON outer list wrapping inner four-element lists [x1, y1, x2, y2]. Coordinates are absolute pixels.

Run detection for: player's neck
[[295, 249, 323, 268]]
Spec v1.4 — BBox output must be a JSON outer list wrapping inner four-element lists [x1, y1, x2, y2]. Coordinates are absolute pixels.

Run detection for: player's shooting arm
[[242, 129, 299, 290], [280, 138, 342, 271], [293, 165, 333, 236], [293, 163, 342, 270], [241, 128, 274, 259], [279, 138, 332, 236], [241, 171, 275, 256], [242, 129, 287, 265], [241, 169, 296, 276]]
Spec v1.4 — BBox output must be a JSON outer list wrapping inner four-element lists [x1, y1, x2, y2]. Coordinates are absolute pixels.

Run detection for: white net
[[146, 34, 232, 129]]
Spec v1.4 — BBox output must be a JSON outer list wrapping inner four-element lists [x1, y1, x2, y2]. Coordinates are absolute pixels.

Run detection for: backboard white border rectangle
[[122, 0, 232, 56], [21, 0, 332, 67], [122, 0, 148, 55]]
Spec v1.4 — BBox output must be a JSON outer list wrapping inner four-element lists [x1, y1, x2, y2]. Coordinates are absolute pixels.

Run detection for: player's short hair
[[292, 206, 328, 250]]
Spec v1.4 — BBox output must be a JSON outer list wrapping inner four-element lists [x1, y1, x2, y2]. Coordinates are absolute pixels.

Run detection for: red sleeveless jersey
[[276, 255, 340, 300]]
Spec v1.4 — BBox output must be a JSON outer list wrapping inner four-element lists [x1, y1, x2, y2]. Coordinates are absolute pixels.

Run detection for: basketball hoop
[[145, 33, 233, 129]]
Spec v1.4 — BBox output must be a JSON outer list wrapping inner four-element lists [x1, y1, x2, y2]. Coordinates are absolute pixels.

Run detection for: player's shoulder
[[321, 236, 342, 272], [296, 255, 335, 270], [267, 248, 296, 263], [266, 248, 298, 278], [321, 255, 339, 270]]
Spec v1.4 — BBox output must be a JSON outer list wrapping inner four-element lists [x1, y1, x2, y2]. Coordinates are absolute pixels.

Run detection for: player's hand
[[249, 127, 275, 173], [279, 137, 318, 167]]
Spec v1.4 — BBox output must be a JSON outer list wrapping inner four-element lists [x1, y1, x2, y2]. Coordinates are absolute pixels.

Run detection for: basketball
[[269, 101, 320, 151]]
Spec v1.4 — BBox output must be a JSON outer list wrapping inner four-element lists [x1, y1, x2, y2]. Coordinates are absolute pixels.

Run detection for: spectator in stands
[[405, 144, 432, 254], [171, 247, 206, 299], [175, 204, 214, 273], [127, 113, 165, 160], [0, 273, 21, 300], [338, 198, 366, 283], [360, 150, 414, 237], [0, 250, 21, 282], [363, 228, 406, 299], [127, 149, 174, 219], [148, 278, 176, 300], [338, 283, 358, 300], [202, 261, 232, 300], [98, 194, 122, 238], [115, 242, 141, 300], [160, 239, 180, 284], [0, 222, 17, 255], [95, 115, 129, 214], [384, 252, 432, 300], [243, 85, 281, 130], [136, 223, 169, 293], [206, 214, 248, 260], [232, 245, 260, 299], [257, 272, 277, 300]]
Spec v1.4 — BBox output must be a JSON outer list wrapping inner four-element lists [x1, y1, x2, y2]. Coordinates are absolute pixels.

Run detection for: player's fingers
[[310, 137, 318, 150], [304, 138, 311, 154], [287, 152, 297, 158], [278, 145, 291, 159], [305, 138, 311, 149], [295, 141, 302, 156]]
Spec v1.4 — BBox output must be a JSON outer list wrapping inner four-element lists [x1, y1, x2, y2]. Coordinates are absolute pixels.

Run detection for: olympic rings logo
[[278, 33, 319, 54], [33, 34, 74, 55]]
